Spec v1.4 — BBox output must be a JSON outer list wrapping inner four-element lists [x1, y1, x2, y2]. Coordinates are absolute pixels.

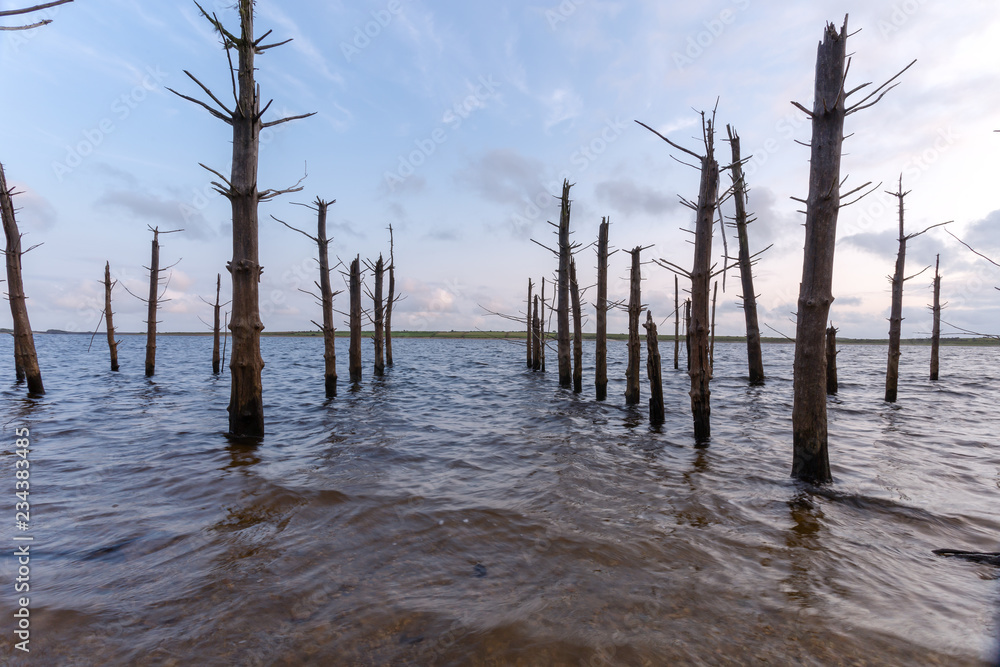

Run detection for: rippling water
[[1, 333, 997, 665]]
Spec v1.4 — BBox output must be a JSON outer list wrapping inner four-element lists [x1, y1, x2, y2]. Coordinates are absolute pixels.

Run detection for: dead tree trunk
[[674, 274, 680, 370], [570, 257, 583, 393], [709, 280, 718, 378], [930, 254, 941, 381], [727, 124, 765, 384], [556, 179, 574, 387], [791, 19, 849, 483], [625, 246, 642, 405], [169, 0, 314, 437], [532, 294, 541, 371], [595, 217, 609, 400], [144, 227, 160, 377], [526, 278, 533, 368], [1, 163, 44, 394], [373, 255, 385, 377], [349, 255, 362, 383], [826, 324, 838, 394], [103, 261, 119, 372], [212, 273, 222, 374], [685, 299, 692, 372], [317, 202, 338, 395], [386, 224, 395, 366], [540, 277, 546, 372], [645, 311, 664, 425]]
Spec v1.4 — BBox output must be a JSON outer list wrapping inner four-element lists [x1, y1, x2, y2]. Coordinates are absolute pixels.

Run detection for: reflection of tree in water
[[783, 492, 824, 607], [676, 446, 712, 528]]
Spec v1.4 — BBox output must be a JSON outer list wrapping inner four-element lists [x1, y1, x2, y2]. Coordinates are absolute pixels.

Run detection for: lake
[[1, 334, 997, 665]]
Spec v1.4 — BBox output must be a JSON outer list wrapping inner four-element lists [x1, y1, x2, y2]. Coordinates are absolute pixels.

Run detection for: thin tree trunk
[[792, 19, 848, 483], [826, 324, 838, 394], [540, 277, 546, 372], [145, 227, 160, 377], [685, 299, 692, 372], [349, 255, 362, 383], [644, 311, 664, 425], [532, 294, 541, 371], [674, 274, 680, 370], [689, 129, 719, 443], [317, 201, 337, 396], [930, 254, 940, 381], [557, 179, 573, 387], [625, 247, 642, 405], [570, 257, 582, 393], [727, 124, 765, 384], [374, 255, 385, 377], [386, 224, 395, 366], [709, 279, 718, 378], [105, 261, 119, 372], [884, 179, 909, 403], [212, 273, 221, 374], [526, 278, 533, 368], [595, 217, 609, 400], [222, 311, 229, 373]]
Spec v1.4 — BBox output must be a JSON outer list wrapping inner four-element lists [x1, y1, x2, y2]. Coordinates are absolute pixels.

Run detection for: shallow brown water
[[0, 335, 997, 665]]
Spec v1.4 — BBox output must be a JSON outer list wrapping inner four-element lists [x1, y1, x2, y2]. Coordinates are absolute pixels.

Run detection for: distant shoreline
[[8, 329, 999, 346]]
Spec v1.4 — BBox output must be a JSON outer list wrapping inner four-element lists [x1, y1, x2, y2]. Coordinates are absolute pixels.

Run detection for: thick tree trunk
[[674, 274, 680, 370], [14, 336, 24, 383], [374, 255, 385, 377], [625, 247, 642, 405], [105, 261, 119, 372], [349, 255, 362, 383], [226, 0, 266, 438], [532, 294, 541, 371], [826, 325, 839, 395], [386, 225, 395, 367], [644, 311, 664, 425], [930, 254, 940, 381], [145, 227, 160, 377], [570, 257, 582, 393], [792, 19, 848, 483], [212, 273, 221, 374], [689, 132, 719, 443], [526, 278, 533, 368], [727, 125, 765, 384], [884, 183, 908, 403], [317, 201, 337, 396], [556, 179, 573, 386], [595, 218, 609, 400]]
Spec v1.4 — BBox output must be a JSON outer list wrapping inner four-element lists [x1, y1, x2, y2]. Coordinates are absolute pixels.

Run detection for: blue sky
[[2, 0, 999, 339]]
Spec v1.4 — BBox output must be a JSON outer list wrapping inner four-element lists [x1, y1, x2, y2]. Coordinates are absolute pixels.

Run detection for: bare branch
[[947, 229, 1000, 268], [262, 111, 317, 129], [271, 214, 318, 242], [846, 59, 917, 115], [634, 119, 703, 160]]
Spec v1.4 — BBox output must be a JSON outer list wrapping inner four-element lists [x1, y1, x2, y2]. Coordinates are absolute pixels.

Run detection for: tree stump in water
[[570, 257, 583, 393], [625, 247, 642, 406], [349, 255, 362, 383], [826, 324, 838, 395], [595, 217, 609, 400], [644, 311, 664, 425], [105, 262, 120, 372]]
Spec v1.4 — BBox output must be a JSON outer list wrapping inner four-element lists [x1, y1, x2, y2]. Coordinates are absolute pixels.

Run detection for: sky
[[2, 0, 999, 339]]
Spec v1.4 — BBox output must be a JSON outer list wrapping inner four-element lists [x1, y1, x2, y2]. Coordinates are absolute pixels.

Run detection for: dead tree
[[137, 225, 181, 377], [790, 16, 914, 481], [212, 274, 222, 373], [370, 255, 385, 376], [386, 225, 396, 366], [570, 257, 583, 393], [644, 311, 665, 425], [104, 261, 119, 372], [685, 299, 692, 371], [526, 278, 533, 368], [556, 180, 574, 386], [674, 275, 680, 370], [639, 111, 720, 442], [540, 277, 546, 372], [595, 218, 610, 400], [930, 254, 941, 381], [0, 1, 74, 31], [883, 177, 948, 402], [1, 163, 43, 394], [348, 255, 362, 383], [726, 125, 766, 384], [169, 0, 314, 437], [709, 280, 718, 376], [826, 324, 838, 394], [625, 246, 644, 405], [532, 294, 541, 371], [273, 198, 340, 396]]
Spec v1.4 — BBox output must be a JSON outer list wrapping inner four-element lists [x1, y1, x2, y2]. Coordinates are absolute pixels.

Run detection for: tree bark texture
[[557, 179, 573, 386], [625, 247, 642, 405], [526, 278, 533, 368], [645, 311, 664, 425], [105, 261, 120, 372], [212, 273, 221, 374], [145, 227, 160, 378], [826, 325, 839, 395], [884, 183, 908, 403], [709, 279, 718, 378], [792, 19, 848, 483], [374, 255, 385, 377], [349, 255, 362, 383], [595, 217, 609, 400], [727, 125, 765, 384], [540, 277, 546, 372], [532, 294, 541, 372], [570, 257, 583, 393], [317, 201, 337, 396], [930, 254, 940, 381], [685, 299, 691, 373]]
